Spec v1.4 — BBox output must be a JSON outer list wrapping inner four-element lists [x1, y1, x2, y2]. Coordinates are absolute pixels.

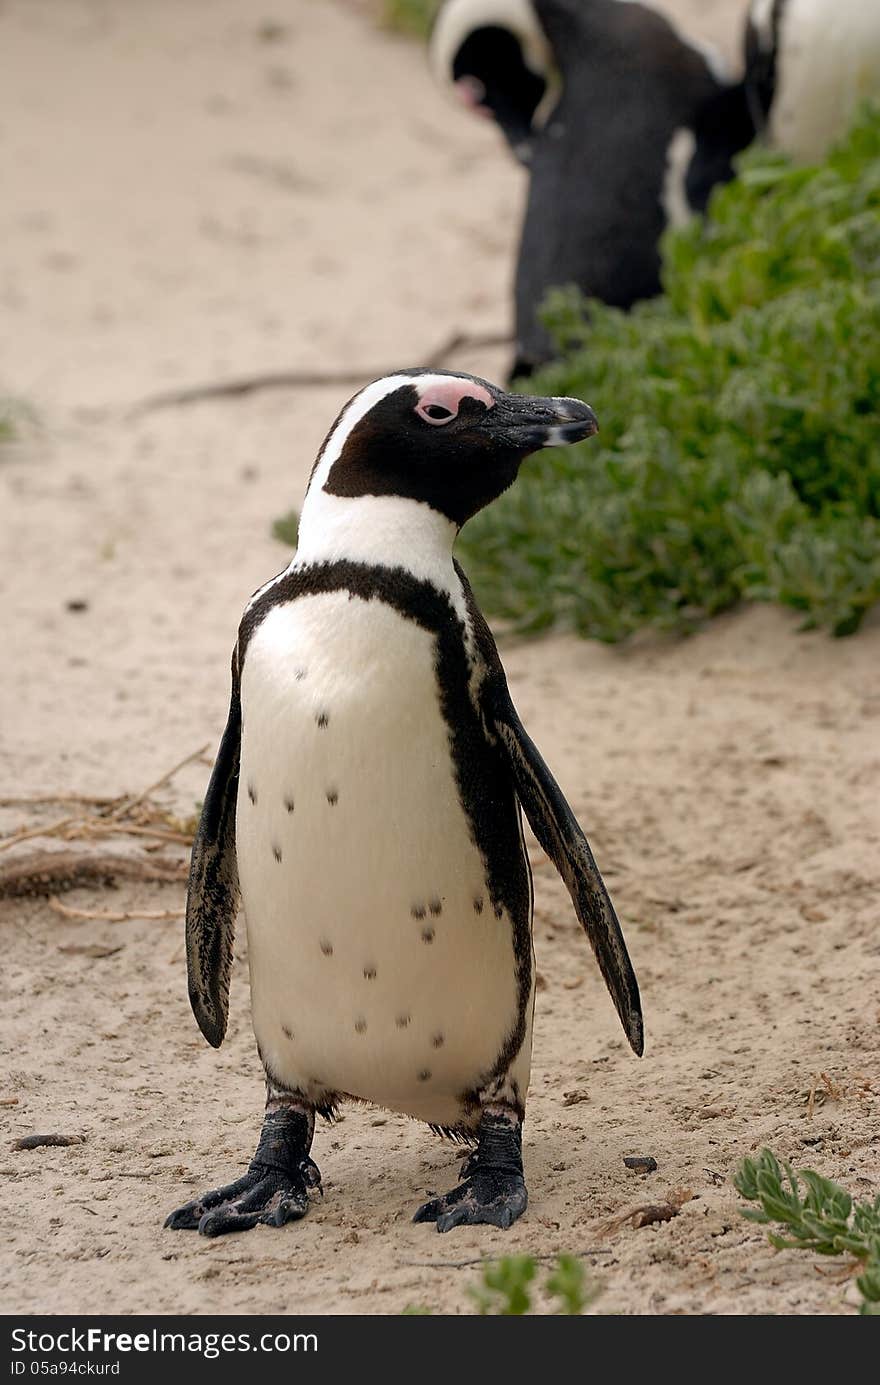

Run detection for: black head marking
[[411, 903, 427, 921], [320, 939, 333, 957], [284, 795, 295, 813], [321, 372, 596, 526], [421, 927, 435, 944], [432, 1033, 445, 1049], [354, 1017, 367, 1034], [363, 964, 377, 980], [316, 711, 329, 729], [272, 844, 283, 863], [326, 788, 338, 806], [429, 896, 442, 917], [396, 1014, 411, 1029]]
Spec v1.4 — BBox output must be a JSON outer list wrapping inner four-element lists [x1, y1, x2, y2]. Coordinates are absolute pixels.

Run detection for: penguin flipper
[[185, 650, 241, 1049], [487, 685, 644, 1057]]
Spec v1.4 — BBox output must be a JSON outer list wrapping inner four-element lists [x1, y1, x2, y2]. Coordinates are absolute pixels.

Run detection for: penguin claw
[[165, 1158, 319, 1237], [413, 1171, 527, 1233]]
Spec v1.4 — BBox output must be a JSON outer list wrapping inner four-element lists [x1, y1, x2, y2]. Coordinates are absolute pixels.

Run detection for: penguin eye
[[416, 402, 457, 426]]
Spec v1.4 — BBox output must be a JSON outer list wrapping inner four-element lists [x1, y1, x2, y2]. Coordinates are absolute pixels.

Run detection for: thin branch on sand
[[48, 897, 184, 924], [106, 743, 209, 821], [0, 744, 208, 860], [0, 852, 187, 900], [130, 330, 513, 414], [401, 1248, 611, 1270]]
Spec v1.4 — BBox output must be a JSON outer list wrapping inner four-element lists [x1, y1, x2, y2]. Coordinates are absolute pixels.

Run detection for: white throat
[[290, 373, 461, 598], [294, 491, 458, 588]]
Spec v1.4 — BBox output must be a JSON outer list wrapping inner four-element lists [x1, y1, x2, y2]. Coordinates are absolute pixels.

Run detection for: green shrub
[[459, 105, 880, 640], [736, 1149, 880, 1315]]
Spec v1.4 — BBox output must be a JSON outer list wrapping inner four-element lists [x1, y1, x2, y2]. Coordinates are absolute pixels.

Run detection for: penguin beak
[[489, 392, 599, 452]]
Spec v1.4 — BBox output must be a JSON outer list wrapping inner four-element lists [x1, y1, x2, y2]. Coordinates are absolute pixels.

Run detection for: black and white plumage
[[166, 369, 642, 1236], [744, 0, 880, 163], [431, 0, 754, 374]]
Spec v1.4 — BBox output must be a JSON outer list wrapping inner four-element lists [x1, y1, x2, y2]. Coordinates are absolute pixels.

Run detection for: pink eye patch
[[414, 378, 495, 426]]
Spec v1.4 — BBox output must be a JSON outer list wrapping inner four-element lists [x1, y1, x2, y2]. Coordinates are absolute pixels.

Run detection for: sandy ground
[[2, 0, 878, 1318]]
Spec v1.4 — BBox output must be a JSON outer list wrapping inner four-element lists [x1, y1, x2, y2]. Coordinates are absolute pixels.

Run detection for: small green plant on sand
[[381, 0, 439, 39], [469, 1253, 601, 1315], [736, 1148, 880, 1315], [403, 1253, 600, 1316], [0, 396, 37, 451], [271, 508, 299, 548]]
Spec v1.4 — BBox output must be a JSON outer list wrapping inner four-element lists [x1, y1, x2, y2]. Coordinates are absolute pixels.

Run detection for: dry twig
[[130, 331, 512, 414], [0, 851, 187, 900], [49, 897, 184, 924], [106, 744, 209, 821], [401, 1247, 611, 1270]]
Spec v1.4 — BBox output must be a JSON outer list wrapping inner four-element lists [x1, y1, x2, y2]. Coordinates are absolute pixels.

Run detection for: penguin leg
[[413, 1106, 527, 1233], [165, 1086, 321, 1237]]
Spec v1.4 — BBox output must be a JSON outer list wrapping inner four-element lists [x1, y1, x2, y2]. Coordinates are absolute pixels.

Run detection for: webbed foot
[[413, 1110, 527, 1233], [166, 1103, 320, 1237]]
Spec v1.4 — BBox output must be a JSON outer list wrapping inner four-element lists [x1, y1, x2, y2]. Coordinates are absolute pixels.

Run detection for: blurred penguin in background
[[744, 0, 880, 163], [431, 0, 754, 376]]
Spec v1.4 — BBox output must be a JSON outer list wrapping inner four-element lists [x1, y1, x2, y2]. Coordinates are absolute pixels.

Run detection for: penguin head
[[430, 0, 555, 164], [308, 369, 597, 527]]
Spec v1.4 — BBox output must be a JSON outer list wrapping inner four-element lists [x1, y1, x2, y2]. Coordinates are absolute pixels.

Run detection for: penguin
[[430, 1, 755, 375], [744, 0, 880, 163], [165, 369, 643, 1237]]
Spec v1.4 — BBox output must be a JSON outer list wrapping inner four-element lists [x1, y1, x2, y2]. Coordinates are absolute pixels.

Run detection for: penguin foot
[[165, 1103, 320, 1237], [413, 1110, 527, 1233]]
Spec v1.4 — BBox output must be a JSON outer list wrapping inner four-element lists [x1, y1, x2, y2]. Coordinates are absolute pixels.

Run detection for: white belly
[[237, 591, 532, 1127]]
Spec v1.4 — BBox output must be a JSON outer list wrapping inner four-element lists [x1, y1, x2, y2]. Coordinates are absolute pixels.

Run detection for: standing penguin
[[744, 0, 880, 162], [431, 1, 755, 375], [166, 370, 642, 1236]]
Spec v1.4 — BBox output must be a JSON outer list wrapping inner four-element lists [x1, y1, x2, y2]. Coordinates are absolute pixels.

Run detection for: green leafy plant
[[735, 1148, 880, 1315], [271, 507, 299, 547], [0, 395, 37, 452], [458, 104, 880, 640], [381, 0, 439, 38], [468, 1253, 600, 1315]]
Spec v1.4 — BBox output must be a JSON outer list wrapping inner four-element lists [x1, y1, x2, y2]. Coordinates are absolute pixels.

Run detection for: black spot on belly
[[473, 895, 484, 915], [320, 939, 333, 956], [272, 844, 283, 863], [396, 1014, 410, 1029], [284, 795, 295, 813], [316, 711, 329, 728], [354, 1017, 367, 1034], [431, 1033, 444, 1049], [282, 1025, 293, 1040], [326, 789, 339, 806], [429, 897, 442, 917], [421, 927, 435, 944], [363, 965, 377, 980], [411, 904, 426, 920], [417, 1069, 432, 1082], [247, 783, 257, 805]]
